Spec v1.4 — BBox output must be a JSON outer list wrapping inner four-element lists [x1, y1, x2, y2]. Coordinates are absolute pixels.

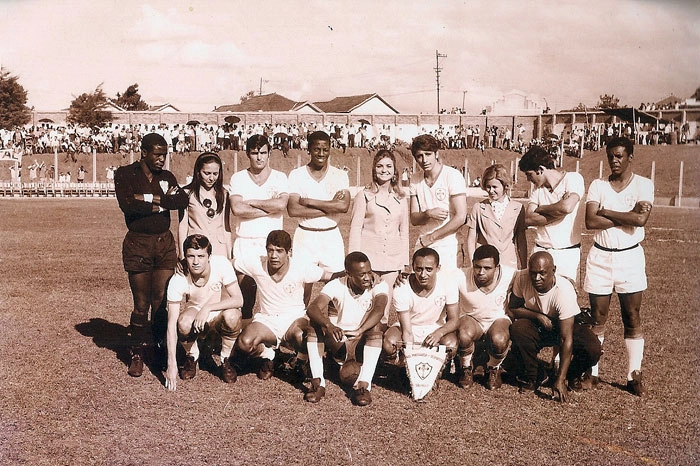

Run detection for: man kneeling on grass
[[508, 251, 601, 402], [305, 251, 388, 406], [164, 234, 244, 391]]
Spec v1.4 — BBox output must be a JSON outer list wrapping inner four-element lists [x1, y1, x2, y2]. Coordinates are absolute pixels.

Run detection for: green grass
[[0, 199, 699, 465]]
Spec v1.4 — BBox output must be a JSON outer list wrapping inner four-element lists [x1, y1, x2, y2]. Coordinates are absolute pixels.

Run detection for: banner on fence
[[0, 149, 20, 161]]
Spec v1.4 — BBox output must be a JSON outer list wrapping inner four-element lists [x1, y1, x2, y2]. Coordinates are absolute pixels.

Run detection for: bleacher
[[0, 182, 115, 197]]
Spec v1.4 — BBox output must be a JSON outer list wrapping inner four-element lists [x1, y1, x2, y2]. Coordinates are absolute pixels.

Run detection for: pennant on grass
[[403, 343, 449, 401]]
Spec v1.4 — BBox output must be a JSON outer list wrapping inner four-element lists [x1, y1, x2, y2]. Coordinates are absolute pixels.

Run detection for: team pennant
[[404, 343, 448, 401]]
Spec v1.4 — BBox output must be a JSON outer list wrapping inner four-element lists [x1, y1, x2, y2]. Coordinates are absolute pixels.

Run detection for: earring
[[391, 175, 397, 183]]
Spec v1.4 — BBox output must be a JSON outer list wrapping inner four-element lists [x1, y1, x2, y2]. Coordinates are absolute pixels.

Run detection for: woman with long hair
[[178, 152, 231, 259], [464, 164, 527, 269], [349, 149, 409, 323]]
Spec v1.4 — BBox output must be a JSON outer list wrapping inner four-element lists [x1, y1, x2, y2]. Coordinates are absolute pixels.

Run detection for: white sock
[[625, 338, 644, 380], [220, 338, 236, 360], [487, 354, 504, 369], [357, 346, 382, 390], [306, 340, 326, 387], [591, 335, 604, 377], [260, 345, 276, 361], [460, 353, 473, 369], [183, 340, 199, 360]]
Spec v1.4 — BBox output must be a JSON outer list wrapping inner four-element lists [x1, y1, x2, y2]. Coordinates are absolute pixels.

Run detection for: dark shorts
[[122, 230, 178, 273]]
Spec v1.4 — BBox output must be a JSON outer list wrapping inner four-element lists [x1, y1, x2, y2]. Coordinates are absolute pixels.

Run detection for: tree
[[570, 102, 590, 112], [67, 84, 113, 127], [115, 83, 149, 111], [239, 90, 255, 103], [596, 94, 621, 109], [0, 68, 31, 129]]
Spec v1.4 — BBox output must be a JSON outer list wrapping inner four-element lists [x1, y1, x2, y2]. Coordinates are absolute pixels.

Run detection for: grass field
[[0, 196, 699, 465]]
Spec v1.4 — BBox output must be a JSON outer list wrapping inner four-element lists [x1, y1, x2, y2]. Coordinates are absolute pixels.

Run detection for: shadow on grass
[[74, 317, 168, 382]]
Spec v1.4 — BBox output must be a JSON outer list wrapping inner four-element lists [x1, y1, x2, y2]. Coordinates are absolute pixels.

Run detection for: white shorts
[[253, 312, 308, 348], [533, 244, 580, 283], [392, 322, 441, 344], [460, 313, 511, 334], [292, 226, 345, 273], [584, 244, 647, 295], [233, 237, 267, 268]]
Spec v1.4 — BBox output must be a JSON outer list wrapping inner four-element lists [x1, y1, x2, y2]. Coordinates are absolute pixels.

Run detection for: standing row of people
[[114, 132, 651, 404]]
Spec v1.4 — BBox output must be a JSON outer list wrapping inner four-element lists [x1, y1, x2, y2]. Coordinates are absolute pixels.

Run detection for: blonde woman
[[465, 164, 527, 269], [349, 150, 409, 323]]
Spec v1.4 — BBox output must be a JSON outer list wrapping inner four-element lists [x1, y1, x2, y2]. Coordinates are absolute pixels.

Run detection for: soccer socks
[[487, 354, 505, 369], [590, 335, 604, 377], [182, 340, 200, 361], [458, 351, 473, 370], [307, 340, 326, 387], [260, 345, 276, 361], [357, 345, 381, 390], [625, 337, 644, 380]]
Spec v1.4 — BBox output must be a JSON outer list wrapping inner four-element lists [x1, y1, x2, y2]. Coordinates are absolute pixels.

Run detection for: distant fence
[[0, 181, 115, 198], [30, 109, 700, 143]]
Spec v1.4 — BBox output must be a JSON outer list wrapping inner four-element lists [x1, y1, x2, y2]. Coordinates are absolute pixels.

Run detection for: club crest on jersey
[[625, 195, 636, 207], [434, 295, 446, 307], [495, 294, 506, 307], [435, 187, 447, 201], [283, 282, 296, 294], [211, 282, 221, 292]]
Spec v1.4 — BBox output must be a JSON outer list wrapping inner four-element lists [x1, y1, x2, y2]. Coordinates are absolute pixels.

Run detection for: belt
[[594, 242, 639, 252], [298, 224, 338, 232], [535, 243, 581, 250]]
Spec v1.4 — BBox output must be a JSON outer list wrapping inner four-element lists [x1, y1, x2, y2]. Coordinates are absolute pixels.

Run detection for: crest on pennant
[[404, 343, 448, 401]]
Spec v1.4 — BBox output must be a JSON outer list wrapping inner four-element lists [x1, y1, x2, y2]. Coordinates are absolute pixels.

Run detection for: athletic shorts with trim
[[459, 313, 511, 334], [533, 244, 580, 283], [292, 226, 344, 273], [122, 230, 178, 273], [392, 322, 441, 345], [253, 312, 308, 348], [584, 245, 647, 295]]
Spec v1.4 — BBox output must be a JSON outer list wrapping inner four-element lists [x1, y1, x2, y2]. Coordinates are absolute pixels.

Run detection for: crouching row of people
[[165, 230, 601, 406]]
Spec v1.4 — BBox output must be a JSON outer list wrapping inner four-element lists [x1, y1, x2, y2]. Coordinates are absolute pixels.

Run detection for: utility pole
[[434, 50, 447, 114], [462, 90, 468, 112], [259, 77, 263, 96]]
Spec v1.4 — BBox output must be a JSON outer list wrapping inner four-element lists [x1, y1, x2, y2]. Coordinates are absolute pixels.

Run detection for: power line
[[434, 50, 447, 113]]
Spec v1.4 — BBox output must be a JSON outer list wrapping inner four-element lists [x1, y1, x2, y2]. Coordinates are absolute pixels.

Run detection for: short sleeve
[[586, 179, 602, 204], [371, 279, 389, 298], [303, 261, 325, 284], [638, 176, 654, 204], [392, 282, 411, 313], [217, 257, 238, 286], [567, 173, 585, 198], [447, 168, 467, 196], [167, 274, 188, 302], [443, 272, 459, 305], [510, 270, 526, 300], [465, 203, 479, 229]]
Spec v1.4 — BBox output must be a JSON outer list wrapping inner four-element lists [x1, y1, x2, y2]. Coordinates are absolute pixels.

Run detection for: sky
[[1, 0, 698, 114]]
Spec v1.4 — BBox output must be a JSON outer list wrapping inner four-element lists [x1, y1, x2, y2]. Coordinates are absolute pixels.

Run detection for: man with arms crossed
[[519, 145, 585, 282], [508, 252, 601, 402], [455, 245, 515, 390], [230, 134, 289, 319], [287, 131, 350, 287], [232, 230, 334, 382], [383, 248, 460, 382], [584, 137, 653, 396], [409, 134, 468, 270], [165, 234, 244, 390], [305, 252, 388, 406]]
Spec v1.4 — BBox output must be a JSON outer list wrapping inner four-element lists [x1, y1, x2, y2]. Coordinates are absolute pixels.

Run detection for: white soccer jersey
[[457, 266, 515, 324], [288, 165, 349, 229], [167, 256, 237, 312], [409, 165, 467, 248], [511, 270, 580, 321], [529, 172, 584, 248], [234, 255, 324, 319], [393, 271, 459, 327], [586, 174, 654, 249], [320, 278, 389, 331], [229, 169, 288, 239]]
